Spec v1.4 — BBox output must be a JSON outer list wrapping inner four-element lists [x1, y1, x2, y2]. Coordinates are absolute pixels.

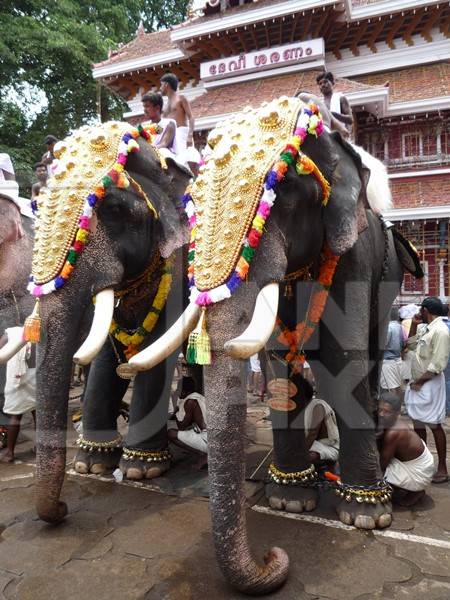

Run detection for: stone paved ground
[[0, 393, 449, 599]]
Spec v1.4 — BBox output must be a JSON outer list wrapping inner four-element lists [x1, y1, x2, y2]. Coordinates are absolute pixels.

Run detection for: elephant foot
[[335, 482, 393, 529], [119, 447, 171, 480], [74, 434, 123, 475], [337, 498, 392, 529], [37, 500, 68, 524], [265, 482, 318, 513]]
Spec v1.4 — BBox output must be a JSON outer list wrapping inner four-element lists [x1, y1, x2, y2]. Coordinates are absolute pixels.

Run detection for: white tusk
[[73, 289, 115, 365], [128, 303, 201, 372], [224, 283, 279, 360], [0, 328, 26, 364]]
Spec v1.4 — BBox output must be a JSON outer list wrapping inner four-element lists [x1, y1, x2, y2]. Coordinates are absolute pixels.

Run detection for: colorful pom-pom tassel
[[186, 308, 211, 365], [23, 299, 41, 343]]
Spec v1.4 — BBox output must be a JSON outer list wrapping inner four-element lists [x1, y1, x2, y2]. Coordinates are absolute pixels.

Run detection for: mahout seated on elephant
[[0, 122, 192, 522], [127, 96, 423, 594]]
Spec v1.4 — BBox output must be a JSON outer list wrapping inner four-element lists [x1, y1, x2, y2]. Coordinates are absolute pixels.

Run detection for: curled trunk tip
[[226, 546, 289, 595]]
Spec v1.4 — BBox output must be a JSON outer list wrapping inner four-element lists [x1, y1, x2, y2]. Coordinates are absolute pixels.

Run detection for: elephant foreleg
[[265, 356, 318, 513], [120, 351, 178, 480], [74, 340, 129, 475]]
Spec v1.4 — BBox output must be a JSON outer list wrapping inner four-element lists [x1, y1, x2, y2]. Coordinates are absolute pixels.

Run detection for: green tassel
[[186, 308, 211, 365]]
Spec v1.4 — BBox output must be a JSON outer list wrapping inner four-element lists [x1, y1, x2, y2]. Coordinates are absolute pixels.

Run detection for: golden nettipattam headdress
[[24, 121, 161, 342], [183, 97, 330, 363]]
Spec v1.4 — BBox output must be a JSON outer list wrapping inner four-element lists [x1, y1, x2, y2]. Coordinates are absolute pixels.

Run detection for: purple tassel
[[54, 276, 66, 290], [226, 272, 242, 293], [87, 193, 97, 208], [265, 170, 278, 190]]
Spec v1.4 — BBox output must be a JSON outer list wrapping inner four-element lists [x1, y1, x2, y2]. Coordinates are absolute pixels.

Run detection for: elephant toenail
[[304, 499, 317, 512], [90, 463, 106, 475], [354, 515, 376, 530], [285, 501, 304, 513], [74, 461, 88, 474], [125, 467, 144, 480], [268, 497, 284, 511], [339, 511, 353, 525], [378, 514, 392, 528]]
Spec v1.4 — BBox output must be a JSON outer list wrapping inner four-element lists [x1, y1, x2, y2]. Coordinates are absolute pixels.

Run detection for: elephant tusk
[[73, 288, 115, 365], [224, 282, 279, 360], [128, 303, 201, 372], [0, 328, 26, 364]]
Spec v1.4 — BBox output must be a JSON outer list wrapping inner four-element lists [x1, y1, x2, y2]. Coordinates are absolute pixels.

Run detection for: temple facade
[[92, 0, 450, 302]]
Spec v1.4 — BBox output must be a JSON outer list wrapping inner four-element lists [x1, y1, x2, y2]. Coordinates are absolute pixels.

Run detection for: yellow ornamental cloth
[[190, 96, 302, 292]]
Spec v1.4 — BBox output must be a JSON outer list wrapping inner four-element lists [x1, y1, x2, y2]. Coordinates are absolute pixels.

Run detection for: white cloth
[[154, 117, 178, 154], [385, 441, 435, 491], [304, 398, 339, 460], [3, 327, 36, 415], [0, 153, 14, 176], [178, 428, 207, 453], [329, 92, 343, 115], [399, 304, 420, 320], [401, 350, 413, 381], [169, 392, 208, 454], [405, 373, 446, 424], [176, 126, 200, 166], [249, 353, 261, 373], [380, 358, 403, 390]]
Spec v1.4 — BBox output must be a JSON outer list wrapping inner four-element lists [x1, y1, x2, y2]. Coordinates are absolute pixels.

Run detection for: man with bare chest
[[160, 73, 195, 149], [316, 71, 353, 139], [378, 393, 434, 506]]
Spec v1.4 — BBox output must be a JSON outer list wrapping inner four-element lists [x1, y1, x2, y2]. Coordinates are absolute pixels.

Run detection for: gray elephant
[[0, 173, 35, 419], [1, 122, 191, 521], [128, 97, 421, 594]]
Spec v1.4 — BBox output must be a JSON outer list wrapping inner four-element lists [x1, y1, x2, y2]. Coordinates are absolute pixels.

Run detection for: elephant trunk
[[34, 293, 88, 523], [205, 351, 289, 594]]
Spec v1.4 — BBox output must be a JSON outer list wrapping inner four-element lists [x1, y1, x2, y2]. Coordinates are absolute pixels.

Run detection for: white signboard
[[200, 39, 324, 82]]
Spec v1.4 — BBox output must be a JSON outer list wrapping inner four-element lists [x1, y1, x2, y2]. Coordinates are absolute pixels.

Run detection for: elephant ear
[[156, 157, 191, 258], [323, 132, 370, 256]]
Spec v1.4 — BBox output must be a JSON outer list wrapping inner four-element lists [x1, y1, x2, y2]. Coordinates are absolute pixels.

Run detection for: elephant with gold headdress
[[0, 122, 192, 520], [126, 97, 422, 594]]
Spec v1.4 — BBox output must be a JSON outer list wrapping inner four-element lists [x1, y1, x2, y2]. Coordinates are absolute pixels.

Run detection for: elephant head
[[3, 122, 191, 523], [127, 98, 375, 593]]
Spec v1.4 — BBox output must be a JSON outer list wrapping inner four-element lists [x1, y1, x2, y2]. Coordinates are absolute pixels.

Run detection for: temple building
[[92, 0, 450, 302]]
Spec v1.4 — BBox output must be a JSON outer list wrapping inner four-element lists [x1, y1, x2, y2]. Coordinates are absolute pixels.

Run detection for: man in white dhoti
[[302, 383, 339, 465], [378, 393, 434, 506], [160, 73, 200, 172], [316, 71, 353, 139], [380, 307, 406, 396], [404, 297, 450, 483], [0, 327, 36, 463], [167, 375, 207, 469]]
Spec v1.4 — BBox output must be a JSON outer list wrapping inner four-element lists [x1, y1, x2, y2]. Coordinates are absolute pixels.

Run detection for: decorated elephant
[[127, 97, 422, 593], [0, 171, 35, 418], [0, 122, 192, 521]]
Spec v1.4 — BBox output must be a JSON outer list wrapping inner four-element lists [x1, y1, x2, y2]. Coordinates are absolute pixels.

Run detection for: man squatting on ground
[[378, 392, 434, 506], [404, 297, 450, 483], [300, 378, 340, 467]]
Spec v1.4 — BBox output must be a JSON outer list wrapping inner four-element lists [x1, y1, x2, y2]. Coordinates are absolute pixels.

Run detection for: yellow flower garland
[[110, 256, 174, 359]]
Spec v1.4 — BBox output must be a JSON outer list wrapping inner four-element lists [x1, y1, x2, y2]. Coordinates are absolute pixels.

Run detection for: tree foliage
[[0, 0, 189, 191]]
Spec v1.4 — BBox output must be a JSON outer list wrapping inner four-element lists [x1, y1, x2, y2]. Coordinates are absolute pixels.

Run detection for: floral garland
[[182, 102, 329, 308], [275, 244, 340, 374], [109, 256, 174, 360], [28, 123, 155, 297]]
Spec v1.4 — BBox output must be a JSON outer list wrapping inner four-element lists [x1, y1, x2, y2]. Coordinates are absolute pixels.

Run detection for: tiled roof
[[391, 174, 450, 209], [186, 0, 291, 26], [93, 29, 175, 69], [191, 71, 380, 118], [353, 64, 450, 103]]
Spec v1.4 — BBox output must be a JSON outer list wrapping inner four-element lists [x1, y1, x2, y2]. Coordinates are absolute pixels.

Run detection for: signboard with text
[[200, 39, 324, 82]]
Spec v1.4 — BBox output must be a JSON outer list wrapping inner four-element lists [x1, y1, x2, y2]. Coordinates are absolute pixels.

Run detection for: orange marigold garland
[[276, 245, 340, 373]]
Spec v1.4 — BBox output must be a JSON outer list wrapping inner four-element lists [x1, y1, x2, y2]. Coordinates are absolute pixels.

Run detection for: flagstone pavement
[[0, 394, 449, 600]]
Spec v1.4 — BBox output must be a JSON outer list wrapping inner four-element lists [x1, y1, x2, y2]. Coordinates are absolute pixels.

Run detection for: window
[[402, 132, 421, 159]]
